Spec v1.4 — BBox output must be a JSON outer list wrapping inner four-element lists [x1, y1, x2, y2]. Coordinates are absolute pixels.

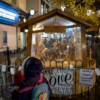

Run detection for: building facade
[[2, 0, 26, 11], [0, 0, 50, 51], [19, 0, 50, 50], [0, 0, 28, 51], [0, 1, 19, 50], [26, 0, 50, 16]]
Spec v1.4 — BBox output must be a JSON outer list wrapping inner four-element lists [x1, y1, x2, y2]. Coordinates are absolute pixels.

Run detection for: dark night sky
[[75, 1, 100, 11], [94, 1, 100, 11]]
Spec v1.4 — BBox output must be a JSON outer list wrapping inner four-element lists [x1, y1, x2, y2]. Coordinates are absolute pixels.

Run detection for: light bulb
[[23, 18, 26, 23], [30, 9, 35, 16]]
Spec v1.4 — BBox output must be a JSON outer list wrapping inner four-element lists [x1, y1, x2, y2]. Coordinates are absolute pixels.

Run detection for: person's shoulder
[[43, 76, 48, 82], [20, 78, 31, 87]]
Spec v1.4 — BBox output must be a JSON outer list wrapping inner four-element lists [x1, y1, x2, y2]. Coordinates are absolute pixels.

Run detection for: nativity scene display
[[31, 27, 82, 61]]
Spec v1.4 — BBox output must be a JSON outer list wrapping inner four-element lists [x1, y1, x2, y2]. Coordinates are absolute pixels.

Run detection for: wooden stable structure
[[16, 9, 94, 68], [15, 9, 97, 95]]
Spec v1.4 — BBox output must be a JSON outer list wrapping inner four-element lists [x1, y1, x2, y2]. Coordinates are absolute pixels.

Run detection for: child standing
[[11, 57, 52, 100]]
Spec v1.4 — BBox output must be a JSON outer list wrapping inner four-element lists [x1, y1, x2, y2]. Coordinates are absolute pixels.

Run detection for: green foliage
[[50, 0, 100, 26]]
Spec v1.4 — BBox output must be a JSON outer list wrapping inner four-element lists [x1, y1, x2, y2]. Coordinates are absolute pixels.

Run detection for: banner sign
[[0, 1, 19, 25], [79, 69, 94, 87], [95, 68, 100, 76], [42, 69, 74, 95], [10, 68, 15, 75], [0, 71, 5, 85], [1, 65, 6, 72]]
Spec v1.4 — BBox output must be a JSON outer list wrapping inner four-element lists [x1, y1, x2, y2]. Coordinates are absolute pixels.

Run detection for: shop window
[[3, 31, 7, 46], [20, 32, 26, 49], [12, 0, 16, 5], [41, 0, 44, 15], [46, 5, 49, 13]]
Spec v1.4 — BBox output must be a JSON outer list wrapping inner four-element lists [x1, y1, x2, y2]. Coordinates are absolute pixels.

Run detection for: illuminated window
[[41, 0, 44, 15], [46, 5, 49, 13]]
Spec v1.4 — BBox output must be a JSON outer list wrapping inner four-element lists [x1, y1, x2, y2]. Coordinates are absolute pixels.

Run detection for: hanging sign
[[79, 69, 94, 87], [1, 65, 6, 72], [10, 63, 15, 67], [42, 69, 74, 95], [95, 68, 100, 76], [0, 1, 19, 25], [10, 68, 15, 75], [0, 71, 5, 84]]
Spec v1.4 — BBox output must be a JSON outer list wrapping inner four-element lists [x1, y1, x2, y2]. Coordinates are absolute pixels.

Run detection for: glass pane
[[41, 4, 44, 15], [3, 31, 7, 46], [36, 16, 76, 28], [31, 27, 82, 61]]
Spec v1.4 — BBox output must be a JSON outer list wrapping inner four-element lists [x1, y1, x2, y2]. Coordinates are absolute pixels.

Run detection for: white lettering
[[0, 12, 15, 20]]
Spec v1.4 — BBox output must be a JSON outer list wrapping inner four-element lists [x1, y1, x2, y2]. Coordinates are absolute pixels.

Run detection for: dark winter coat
[[11, 57, 52, 100]]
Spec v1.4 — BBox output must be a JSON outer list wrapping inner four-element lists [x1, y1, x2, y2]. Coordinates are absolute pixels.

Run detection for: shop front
[[0, 1, 19, 50]]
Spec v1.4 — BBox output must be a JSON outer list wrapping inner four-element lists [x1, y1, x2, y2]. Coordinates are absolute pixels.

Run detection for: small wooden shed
[[16, 9, 94, 67]]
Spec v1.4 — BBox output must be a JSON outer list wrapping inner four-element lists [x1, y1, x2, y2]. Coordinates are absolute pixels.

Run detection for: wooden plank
[[27, 29, 44, 34], [44, 25, 81, 33], [85, 27, 98, 32], [28, 25, 81, 34], [44, 26, 66, 33], [32, 29, 44, 33], [81, 26, 87, 68], [26, 25, 33, 57]]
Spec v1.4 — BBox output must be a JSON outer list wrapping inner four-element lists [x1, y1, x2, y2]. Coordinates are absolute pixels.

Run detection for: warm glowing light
[[61, 6, 66, 11], [87, 10, 92, 16], [23, 18, 26, 22], [37, 28, 41, 30], [33, 27, 42, 31], [33, 28, 36, 31], [64, 61, 68, 64], [25, 29, 28, 32], [67, 45, 69, 49], [92, 12, 95, 14], [98, 35, 100, 38]]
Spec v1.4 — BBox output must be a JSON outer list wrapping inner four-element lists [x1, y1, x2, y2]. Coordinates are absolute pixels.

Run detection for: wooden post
[[26, 25, 33, 57], [81, 26, 87, 67]]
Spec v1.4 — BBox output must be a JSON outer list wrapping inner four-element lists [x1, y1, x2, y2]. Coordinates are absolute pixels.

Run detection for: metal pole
[[7, 47, 11, 71]]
